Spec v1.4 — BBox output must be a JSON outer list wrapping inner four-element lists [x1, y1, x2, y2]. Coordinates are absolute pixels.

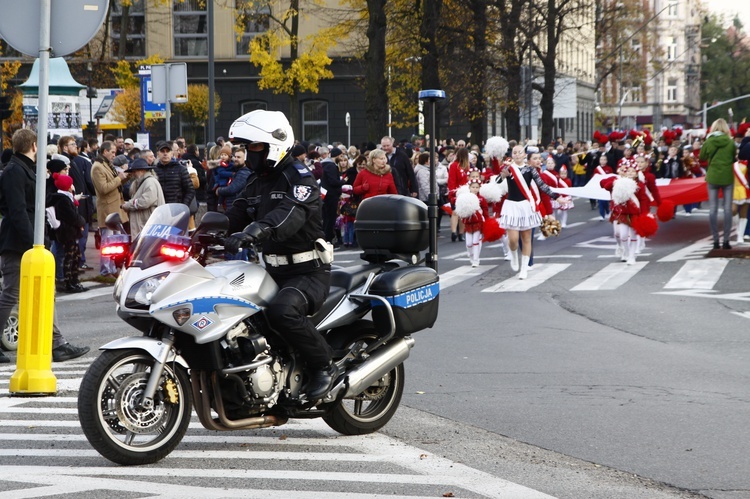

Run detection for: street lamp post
[[86, 62, 96, 138], [418, 89, 446, 272]]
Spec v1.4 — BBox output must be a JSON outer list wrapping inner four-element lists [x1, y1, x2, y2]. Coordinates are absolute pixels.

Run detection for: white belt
[[263, 250, 318, 267]]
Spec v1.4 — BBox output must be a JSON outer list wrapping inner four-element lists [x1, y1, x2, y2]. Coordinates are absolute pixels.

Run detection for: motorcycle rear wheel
[[78, 349, 192, 465], [323, 330, 405, 435]]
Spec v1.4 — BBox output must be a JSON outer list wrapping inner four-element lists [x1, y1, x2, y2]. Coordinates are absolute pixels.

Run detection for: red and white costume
[[455, 182, 490, 267], [600, 168, 651, 265]]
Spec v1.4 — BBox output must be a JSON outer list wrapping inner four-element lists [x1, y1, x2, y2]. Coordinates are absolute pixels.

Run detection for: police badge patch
[[293, 185, 312, 201]]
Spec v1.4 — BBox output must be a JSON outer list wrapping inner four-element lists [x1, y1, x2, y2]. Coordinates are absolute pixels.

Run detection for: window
[[667, 79, 678, 102], [627, 85, 641, 103], [235, 2, 271, 56], [667, 1, 678, 17], [173, 0, 207, 57], [302, 101, 328, 144], [240, 101, 268, 115], [111, 0, 146, 57], [667, 37, 678, 61], [631, 37, 641, 54]]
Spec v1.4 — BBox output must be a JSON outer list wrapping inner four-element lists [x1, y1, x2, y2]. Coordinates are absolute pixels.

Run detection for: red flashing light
[[159, 244, 190, 261], [101, 244, 128, 256]]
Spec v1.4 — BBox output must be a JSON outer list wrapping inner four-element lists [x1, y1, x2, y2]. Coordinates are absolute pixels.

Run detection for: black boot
[[0, 350, 9, 364], [458, 233, 464, 242], [306, 363, 339, 400], [451, 232, 457, 242]]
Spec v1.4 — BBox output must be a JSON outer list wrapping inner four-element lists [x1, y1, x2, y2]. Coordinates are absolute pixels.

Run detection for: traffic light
[[0, 95, 12, 121]]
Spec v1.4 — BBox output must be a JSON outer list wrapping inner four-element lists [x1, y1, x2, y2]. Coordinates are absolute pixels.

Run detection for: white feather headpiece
[[485, 136, 509, 159]]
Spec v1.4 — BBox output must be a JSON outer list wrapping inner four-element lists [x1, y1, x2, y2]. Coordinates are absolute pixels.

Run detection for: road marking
[[654, 289, 750, 301], [571, 262, 648, 291], [658, 236, 714, 262], [482, 264, 570, 292], [664, 259, 729, 289], [440, 265, 496, 290]]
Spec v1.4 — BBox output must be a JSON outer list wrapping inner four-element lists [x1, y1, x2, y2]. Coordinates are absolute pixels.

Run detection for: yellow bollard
[[9, 244, 57, 395]]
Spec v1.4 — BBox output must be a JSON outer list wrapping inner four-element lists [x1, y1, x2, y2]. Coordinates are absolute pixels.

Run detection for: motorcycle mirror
[[105, 212, 125, 234], [196, 212, 229, 233]]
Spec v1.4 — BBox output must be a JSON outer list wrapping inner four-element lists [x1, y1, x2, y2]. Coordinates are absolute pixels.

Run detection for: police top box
[[369, 266, 439, 336], [355, 195, 429, 262]]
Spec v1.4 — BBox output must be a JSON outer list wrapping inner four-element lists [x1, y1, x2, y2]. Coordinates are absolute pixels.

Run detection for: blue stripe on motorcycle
[[152, 296, 261, 314]]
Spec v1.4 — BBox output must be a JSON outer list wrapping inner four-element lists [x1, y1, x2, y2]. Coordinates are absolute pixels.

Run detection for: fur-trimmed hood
[[365, 161, 392, 176]]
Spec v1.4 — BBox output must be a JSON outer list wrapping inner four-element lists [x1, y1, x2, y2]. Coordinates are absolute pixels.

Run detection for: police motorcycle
[[77, 180, 440, 465]]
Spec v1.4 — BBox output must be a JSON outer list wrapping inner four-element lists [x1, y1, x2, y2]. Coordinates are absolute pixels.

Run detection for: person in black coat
[[381, 136, 418, 197], [0, 129, 89, 363], [153, 140, 195, 207], [47, 174, 86, 293], [182, 143, 207, 203], [320, 147, 347, 245]]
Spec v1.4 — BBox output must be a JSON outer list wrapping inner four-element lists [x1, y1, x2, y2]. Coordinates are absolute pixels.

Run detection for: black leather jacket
[[226, 158, 326, 276]]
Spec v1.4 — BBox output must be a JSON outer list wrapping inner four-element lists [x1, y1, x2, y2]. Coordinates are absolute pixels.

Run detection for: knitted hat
[[291, 144, 307, 158], [47, 159, 68, 174], [53, 173, 74, 191], [220, 144, 232, 157], [330, 147, 343, 158], [112, 154, 130, 167]]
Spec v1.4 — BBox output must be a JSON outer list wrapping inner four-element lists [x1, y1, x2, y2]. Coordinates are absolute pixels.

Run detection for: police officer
[[222, 110, 336, 400]]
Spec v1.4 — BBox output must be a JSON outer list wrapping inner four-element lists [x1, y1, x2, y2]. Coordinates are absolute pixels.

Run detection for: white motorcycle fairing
[[146, 260, 279, 344], [99, 336, 189, 369]]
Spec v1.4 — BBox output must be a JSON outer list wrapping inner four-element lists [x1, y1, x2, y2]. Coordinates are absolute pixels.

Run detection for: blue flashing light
[[418, 89, 446, 100]]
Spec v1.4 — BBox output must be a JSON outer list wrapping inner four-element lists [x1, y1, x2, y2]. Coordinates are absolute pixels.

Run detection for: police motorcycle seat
[[309, 263, 399, 325]]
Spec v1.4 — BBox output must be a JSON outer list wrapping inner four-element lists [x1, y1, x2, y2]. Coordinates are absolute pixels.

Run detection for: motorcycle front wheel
[[323, 329, 405, 435], [78, 349, 192, 465]]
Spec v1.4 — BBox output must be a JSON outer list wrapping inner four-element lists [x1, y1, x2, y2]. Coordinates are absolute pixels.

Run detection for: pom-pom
[[631, 213, 658, 237], [540, 218, 562, 237], [611, 176, 638, 204], [441, 202, 452, 216], [480, 181, 503, 203], [657, 200, 675, 222], [485, 136, 509, 159], [482, 217, 505, 242], [456, 184, 470, 198], [454, 191, 480, 219]]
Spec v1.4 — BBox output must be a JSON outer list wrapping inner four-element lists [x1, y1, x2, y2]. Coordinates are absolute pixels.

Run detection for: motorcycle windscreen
[[128, 203, 192, 269]]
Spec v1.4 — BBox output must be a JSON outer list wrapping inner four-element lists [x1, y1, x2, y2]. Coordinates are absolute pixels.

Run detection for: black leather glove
[[243, 222, 270, 243], [224, 232, 255, 254]]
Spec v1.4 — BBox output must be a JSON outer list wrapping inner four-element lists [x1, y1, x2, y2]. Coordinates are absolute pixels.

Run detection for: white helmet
[[228, 110, 294, 170]]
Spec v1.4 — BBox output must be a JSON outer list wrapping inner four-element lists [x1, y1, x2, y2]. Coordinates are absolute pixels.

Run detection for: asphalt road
[[0, 201, 747, 498]]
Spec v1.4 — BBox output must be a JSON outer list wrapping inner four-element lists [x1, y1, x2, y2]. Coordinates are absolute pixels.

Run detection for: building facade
[[599, 0, 703, 133]]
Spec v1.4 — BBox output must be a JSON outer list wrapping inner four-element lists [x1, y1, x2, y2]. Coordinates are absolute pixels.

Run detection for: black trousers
[[265, 267, 333, 367], [322, 195, 339, 243]]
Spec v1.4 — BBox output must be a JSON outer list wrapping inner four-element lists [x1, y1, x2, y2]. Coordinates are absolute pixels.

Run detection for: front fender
[[100, 336, 189, 369]]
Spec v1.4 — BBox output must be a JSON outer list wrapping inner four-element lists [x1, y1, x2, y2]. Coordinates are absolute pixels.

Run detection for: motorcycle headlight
[[125, 272, 169, 309]]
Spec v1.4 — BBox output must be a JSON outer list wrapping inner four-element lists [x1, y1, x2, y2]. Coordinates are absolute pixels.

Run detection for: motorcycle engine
[[222, 319, 286, 410]]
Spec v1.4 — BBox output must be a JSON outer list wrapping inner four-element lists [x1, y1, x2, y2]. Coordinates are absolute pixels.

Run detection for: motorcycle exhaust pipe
[[340, 337, 415, 398]]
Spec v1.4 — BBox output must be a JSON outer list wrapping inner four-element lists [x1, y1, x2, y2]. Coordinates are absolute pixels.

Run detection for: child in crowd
[[47, 173, 86, 292], [455, 178, 489, 267], [552, 166, 574, 227], [211, 144, 234, 207], [594, 154, 614, 220], [600, 164, 650, 265]]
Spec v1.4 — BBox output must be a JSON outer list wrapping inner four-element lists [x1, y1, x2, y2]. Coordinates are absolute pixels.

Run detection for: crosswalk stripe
[[481, 264, 570, 292], [439, 265, 495, 289], [571, 262, 648, 291], [664, 259, 729, 289]]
